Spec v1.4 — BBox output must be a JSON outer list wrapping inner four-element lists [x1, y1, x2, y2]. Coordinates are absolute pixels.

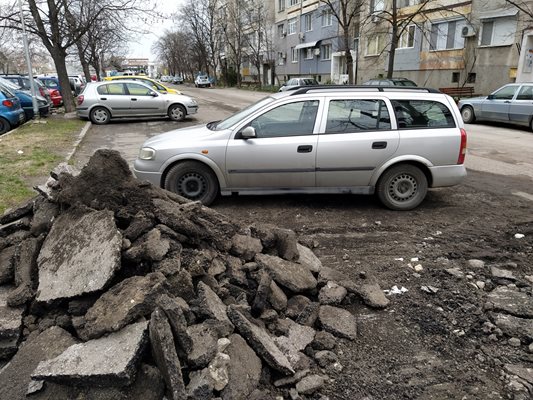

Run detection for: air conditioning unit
[[282, 31, 287, 37], [314, 48, 320, 56], [461, 26, 476, 37], [298, 32, 305, 40]]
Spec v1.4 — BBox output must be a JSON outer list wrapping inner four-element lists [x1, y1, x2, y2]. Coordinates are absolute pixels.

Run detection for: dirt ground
[[212, 170, 533, 399]]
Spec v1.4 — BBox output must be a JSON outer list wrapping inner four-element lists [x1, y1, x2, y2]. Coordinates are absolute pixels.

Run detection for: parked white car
[[195, 75, 210, 88]]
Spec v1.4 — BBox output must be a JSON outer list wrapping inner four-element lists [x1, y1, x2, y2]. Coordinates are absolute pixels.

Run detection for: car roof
[[286, 85, 439, 95]]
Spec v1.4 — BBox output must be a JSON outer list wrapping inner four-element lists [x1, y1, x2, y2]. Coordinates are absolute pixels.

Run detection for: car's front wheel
[[460, 106, 475, 124], [0, 117, 11, 135], [168, 104, 186, 122], [90, 107, 111, 125], [164, 161, 219, 205], [376, 164, 428, 211]]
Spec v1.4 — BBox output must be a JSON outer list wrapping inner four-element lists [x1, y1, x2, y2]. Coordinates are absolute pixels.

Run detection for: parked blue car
[[0, 84, 25, 135], [0, 77, 50, 121]]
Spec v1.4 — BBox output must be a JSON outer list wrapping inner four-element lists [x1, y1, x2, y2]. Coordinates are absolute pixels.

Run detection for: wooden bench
[[439, 86, 475, 99]]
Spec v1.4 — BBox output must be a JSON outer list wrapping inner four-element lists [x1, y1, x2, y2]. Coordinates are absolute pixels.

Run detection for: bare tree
[[220, 0, 247, 86], [504, 0, 533, 19]]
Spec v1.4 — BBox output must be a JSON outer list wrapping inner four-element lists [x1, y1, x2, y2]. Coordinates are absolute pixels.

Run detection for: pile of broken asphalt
[[0, 149, 392, 400]]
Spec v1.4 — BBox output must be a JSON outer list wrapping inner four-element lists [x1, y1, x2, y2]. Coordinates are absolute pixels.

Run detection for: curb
[[65, 121, 91, 162]]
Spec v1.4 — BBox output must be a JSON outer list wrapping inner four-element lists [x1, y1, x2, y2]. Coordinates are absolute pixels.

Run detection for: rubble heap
[[0, 149, 389, 400]]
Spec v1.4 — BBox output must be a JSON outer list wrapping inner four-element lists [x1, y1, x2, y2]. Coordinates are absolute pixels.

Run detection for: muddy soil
[[212, 170, 533, 399]]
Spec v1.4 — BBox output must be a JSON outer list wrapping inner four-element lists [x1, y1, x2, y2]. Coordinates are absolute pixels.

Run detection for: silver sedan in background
[[458, 83, 533, 129], [76, 81, 198, 125]]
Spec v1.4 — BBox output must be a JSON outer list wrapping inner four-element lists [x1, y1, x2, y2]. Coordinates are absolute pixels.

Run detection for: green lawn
[[0, 117, 85, 215]]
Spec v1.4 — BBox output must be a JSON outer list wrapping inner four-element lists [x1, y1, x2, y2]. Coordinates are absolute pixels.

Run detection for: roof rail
[[289, 85, 441, 95]]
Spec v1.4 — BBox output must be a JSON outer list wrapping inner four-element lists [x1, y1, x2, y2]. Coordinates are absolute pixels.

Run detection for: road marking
[[513, 192, 533, 202]]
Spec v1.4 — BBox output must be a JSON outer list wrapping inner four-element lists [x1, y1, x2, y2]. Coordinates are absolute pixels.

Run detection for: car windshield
[[398, 80, 417, 87], [0, 77, 20, 90], [0, 83, 15, 98], [214, 97, 275, 130], [302, 79, 318, 85]]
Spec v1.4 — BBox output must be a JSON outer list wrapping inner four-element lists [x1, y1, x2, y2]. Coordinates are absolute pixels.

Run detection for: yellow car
[[103, 76, 180, 94]]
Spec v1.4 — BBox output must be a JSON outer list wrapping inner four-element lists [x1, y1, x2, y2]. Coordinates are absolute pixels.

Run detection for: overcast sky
[[128, 0, 183, 60]]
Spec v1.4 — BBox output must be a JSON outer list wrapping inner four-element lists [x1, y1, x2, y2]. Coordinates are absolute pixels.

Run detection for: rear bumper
[[429, 164, 467, 187]]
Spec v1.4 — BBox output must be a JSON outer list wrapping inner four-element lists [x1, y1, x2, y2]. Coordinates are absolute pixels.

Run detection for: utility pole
[[18, 0, 39, 118]]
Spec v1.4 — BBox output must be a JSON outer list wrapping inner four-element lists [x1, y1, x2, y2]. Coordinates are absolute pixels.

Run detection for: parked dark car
[[0, 83, 25, 134], [363, 78, 418, 87], [37, 76, 63, 107], [1, 75, 52, 105], [0, 77, 50, 120]]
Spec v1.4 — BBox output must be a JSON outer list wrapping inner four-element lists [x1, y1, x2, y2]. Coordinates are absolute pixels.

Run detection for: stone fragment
[[318, 305, 357, 340], [227, 305, 294, 375], [286, 295, 312, 319], [30, 200, 59, 236], [208, 352, 230, 391], [490, 266, 516, 281], [314, 350, 339, 368], [256, 253, 317, 293], [208, 258, 226, 276], [187, 369, 214, 400], [274, 319, 315, 367], [269, 281, 288, 311], [0, 286, 24, 358], [187, 322, 220, 369], [317, 267, 348, 285], [36, 208, 122, 302], [504, 364, 533, 385], [250, 223, 278, 249], [311, 331, 337, 351], [252, 271, 272, 315], [318, 282, 347, 305], [467, 259, 485, 269], [225, 255, 247, 286], [445, 267, 464, 279], [149, 309, 186, 400], [295, 302, 320, 327], [274, 369, 310, 387], [274, 229, 299, 261], [352, 283, 390, 309], [156, 294, 193, 352], [197, 281, 233, 327], [80, 272, 167, 340], [124, 228, 170, 262], [0, 327, 76, 399], [6, 284, 33, 307], [33, 321, 148, 386], [486, 287, 533, 318], [493, 314, 533, 340], [0, 197, 34, 225], [295, 374, 326, 395], [124, 211, 154, 241], [221, 334, 262, 400], [168, 269, 195, 301], [230, 234, 263, 261], [14, 236, 42, 288], [0, 246, 15, 284], [296, 244, 322, 273]]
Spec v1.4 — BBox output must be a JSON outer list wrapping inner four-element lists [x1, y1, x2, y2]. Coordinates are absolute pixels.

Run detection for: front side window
[[304, 13, 312, 31], [391, 100, 455, 129], [250, 100, 319, 138], [288, 18, 297, 35], [321, 44, 332, 60], [325, 99, 391, 133], [322, 9, 333, 26], [492, 85, 518, 100], [126, 83, 153, 96], [430, 20, 466, 50], [516, 85, 533, 100], [480, 17, 517, 46], [398, 25, 415, 49]]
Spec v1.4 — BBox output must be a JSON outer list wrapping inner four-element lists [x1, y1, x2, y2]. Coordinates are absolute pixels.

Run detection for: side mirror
[[487, 94, 494, 100], [241, 126, 256, 139], [149, 91, 158, 97]]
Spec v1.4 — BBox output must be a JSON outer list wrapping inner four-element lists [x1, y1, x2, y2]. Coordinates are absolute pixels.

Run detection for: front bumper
[[133, 162, 163, 187], [186, 105, 199, 115]]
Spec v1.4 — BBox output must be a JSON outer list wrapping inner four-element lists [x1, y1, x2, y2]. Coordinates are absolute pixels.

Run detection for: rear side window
[[43, 79, 59, 89], [98, 83, 125, 95], [391, 100, 455, 129], [325, 99, 391, 133], [0, 85, 15, 99]]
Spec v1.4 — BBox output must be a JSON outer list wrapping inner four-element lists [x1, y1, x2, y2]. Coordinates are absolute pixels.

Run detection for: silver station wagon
[[134, 86, 467, 210], [76, 81, 198, 124]]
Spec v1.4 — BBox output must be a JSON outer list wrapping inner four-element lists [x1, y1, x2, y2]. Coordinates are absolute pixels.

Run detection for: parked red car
[[38, 77, 63, 107]]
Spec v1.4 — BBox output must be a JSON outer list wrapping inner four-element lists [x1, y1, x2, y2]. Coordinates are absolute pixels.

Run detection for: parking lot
[[69, 85, 533, 398]]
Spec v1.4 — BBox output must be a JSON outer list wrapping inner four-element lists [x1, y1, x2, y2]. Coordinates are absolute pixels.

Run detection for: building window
[[480, 17, 517, 46], [467, 73, 476, 83], [291, 47, 298, 63], [398, 0, 420, 7], [303, 13, 312, 31], [289, 0, 299, 6], [366, 34, 385, 55], [288, 18, 297, 35], [322, 9, 333, 27], [452, 72, 460, 83], [430, 19, 467, 51], [278, 52, 285, 66], [398, 25, 415, 49], [370, 0, 384, 13], [278, 0, 285, 12], [278, 24, 285, 38], [321, 44, 331, 60], [305, 48, 313, 59]]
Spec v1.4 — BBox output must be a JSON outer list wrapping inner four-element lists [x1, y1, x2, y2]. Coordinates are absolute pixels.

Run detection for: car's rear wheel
[[90, 107, 111, 125], [164, 161, 219, 205], [168, 104, 186, 122], [460, 106, 475, 124], [376, 164, 428, 211], [0, 117, 11, 135]]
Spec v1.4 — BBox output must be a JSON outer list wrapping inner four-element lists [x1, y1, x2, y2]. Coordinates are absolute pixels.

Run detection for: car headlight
[[139, 147, 156, 160], [189, 99, 197, 106]]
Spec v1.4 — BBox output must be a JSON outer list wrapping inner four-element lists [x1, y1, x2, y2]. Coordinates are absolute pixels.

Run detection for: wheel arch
[[88, 104, 112, 117], [167, 102, 187, 115], [371, 157, 433, 189], [0, 116, 11, 134], [160, 154, 228, 190]]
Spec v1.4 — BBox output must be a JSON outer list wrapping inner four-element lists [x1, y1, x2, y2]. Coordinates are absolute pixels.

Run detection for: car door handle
[[504, 100, 511, 103], [372, 141, 387, 149], [100, 97, 107, 100], [131, 98, 137, 101], [297, 145, 313, 153]]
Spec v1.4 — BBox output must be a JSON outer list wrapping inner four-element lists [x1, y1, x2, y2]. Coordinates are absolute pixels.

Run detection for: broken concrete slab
[[30, 200, 59, 236], [197, 281, 233, 327], [36, 208, 122, 302], [124, 228, 170, 262], [33, 321, 148, 387], [149, 309, 186, 400], [187, 368, 215, 400], [269, 281, 288, 312], [296, 244, 322, 273], [318, 305, 357, 340], [0, 245, 15, 284], [230, 234, 263, 262], [187, 322, 220, 369], [80, 272, 167, 340], [221, 334, 262, 400], [504, 364, 533, 386], [0, 197, 35, 225], [485, 287, 533, 318], [14, 236, 43, 289], [318, 281, 347, 305], [156, 294, 193, 353], [295, 374, 326, 395], [274, 319, 315, 367], [350, 283, 390, 309], [490, 266, 517, 281], [227, 305, 294, 375], [0, 327, 77, 399], [255, 253, 317, 293], [493, 313, 533, 341], [274, 229, 299, 261], [0, 286, 24, 344]]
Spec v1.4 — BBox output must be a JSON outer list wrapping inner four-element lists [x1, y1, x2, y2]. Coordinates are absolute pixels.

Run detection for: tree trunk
[[344, 32, 354, 84], [387, 0, 398, 78], [51, 51, 76, 113]]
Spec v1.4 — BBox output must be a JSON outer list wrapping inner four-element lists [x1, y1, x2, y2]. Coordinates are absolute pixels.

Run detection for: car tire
[[90, 107, 111, 125], [168, 104, 186, 122], [376, 164, 428, 211], [460, 106, 475, 124], [164, 161, 219, 205], [0, 117, 11, 135]]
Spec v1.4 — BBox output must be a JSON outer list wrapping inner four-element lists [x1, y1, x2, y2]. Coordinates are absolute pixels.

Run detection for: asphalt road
[[71, 84, 533, 202]]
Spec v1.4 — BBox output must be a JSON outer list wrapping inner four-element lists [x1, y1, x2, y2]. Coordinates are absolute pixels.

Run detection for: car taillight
[[77, 95, 84, 105], [51, 89, 60, 97], [458, 128, 467, 164], [2, 100, 13, 107]]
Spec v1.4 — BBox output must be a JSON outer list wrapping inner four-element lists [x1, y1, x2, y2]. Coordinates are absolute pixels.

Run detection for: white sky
[[128, 0, 184, 60]]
